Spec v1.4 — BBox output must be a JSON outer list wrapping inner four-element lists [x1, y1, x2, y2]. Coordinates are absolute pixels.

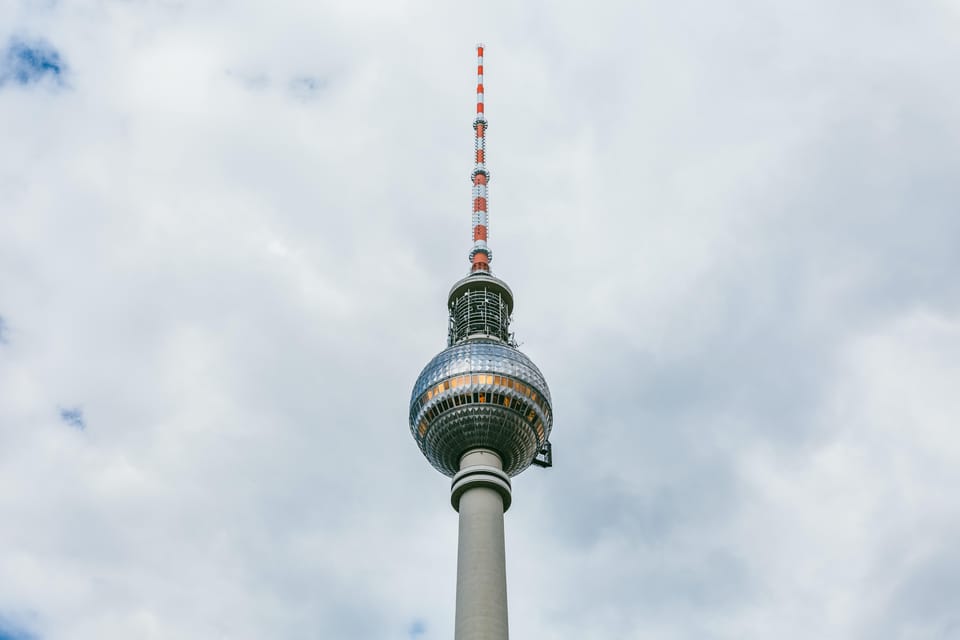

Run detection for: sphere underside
[[410, 340, 553, 477]]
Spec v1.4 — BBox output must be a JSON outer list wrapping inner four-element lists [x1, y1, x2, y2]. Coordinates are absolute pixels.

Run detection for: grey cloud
[[856, 532, 960, 640], [1, 1, 958, 638]]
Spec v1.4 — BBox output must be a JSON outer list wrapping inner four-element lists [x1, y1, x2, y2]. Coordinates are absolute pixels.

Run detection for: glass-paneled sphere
[[410, 339, 552, 477]]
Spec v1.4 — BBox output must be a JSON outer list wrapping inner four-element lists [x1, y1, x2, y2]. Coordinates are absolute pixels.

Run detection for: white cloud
[[1, 0, 959, 638]]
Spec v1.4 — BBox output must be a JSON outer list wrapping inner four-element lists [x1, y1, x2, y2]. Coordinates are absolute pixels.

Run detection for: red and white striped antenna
[[469, 43, 491, 273]]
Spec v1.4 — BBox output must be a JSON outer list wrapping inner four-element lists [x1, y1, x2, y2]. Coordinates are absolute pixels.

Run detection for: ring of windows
[[413, 374, 549, 444]]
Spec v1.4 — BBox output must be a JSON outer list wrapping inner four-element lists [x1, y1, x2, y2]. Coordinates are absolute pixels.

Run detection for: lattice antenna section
[[448, 288, 511, 345], [447, 274, 515, 346], [469, 43, 491, 273]]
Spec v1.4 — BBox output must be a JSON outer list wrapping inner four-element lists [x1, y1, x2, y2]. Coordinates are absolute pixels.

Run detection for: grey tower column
[[450, 449, 513, 640]]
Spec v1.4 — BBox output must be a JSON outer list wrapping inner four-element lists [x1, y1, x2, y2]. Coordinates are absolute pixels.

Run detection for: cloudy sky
[[2, 1, 960, 638]]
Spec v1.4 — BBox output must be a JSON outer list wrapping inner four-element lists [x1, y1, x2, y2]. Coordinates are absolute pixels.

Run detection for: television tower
[[409, 44, 553, 640]]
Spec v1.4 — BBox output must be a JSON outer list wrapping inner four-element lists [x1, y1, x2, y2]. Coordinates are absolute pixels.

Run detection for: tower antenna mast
[[470, 43, 491, 273]]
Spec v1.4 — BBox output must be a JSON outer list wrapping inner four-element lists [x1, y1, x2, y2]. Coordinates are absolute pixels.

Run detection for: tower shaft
[[452, 449, 511, 640]]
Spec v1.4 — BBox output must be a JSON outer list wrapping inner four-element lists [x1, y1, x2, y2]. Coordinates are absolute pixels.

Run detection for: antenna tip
[[476, 42, 485, 50]]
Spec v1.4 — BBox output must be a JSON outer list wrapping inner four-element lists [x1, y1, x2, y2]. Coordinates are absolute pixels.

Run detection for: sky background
[[2, 1, 960, 638]]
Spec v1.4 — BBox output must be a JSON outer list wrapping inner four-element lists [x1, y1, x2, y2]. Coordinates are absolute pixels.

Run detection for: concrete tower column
[[450, 449, 513, 640]]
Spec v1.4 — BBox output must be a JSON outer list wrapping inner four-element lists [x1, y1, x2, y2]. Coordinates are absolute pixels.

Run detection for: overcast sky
[[2, 1, 960, 638]]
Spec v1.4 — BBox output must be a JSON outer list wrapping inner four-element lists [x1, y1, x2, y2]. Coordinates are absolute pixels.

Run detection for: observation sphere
[[409, 339, 553, 477]]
